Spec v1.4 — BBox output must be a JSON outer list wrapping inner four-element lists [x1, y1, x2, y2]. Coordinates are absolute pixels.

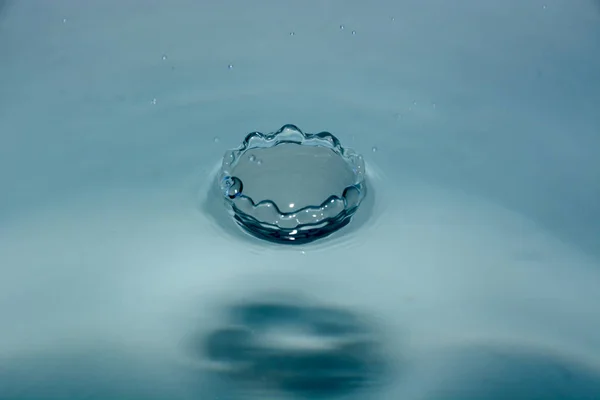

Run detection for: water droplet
[[542, 4, 547, 9], [62, 18, 68, 24], [339, 24, 345, 30], [290, 32, 295, 36], [372, 146, 378, 153], [214, 136, 220, 143], [343, 186, 361, 209], [391, 16, 395, 22], [228, 64, 233, 69], [161, 54, 168, 61], [413, 101, 417, 106], [351, 30, 356, 35], [432, 102, 437, 109], [217, 125, 366, 244], [221, 176, 243, 199], [151, 98, 157, 105]]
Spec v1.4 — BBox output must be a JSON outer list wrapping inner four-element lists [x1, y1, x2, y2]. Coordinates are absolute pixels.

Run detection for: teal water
[[1, 1, 600, 399]]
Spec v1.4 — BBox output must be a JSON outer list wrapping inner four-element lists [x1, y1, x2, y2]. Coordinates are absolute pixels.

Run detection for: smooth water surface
[[1, 1, 600, 399]]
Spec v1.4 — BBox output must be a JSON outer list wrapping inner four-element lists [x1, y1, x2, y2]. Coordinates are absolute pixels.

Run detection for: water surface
[[1, 0, 600, 399]]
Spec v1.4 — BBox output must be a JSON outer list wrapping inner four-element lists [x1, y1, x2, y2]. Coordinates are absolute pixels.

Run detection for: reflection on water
[[188, 296, 387, 397]]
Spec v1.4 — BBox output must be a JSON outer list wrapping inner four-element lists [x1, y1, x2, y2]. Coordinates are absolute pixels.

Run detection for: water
[[1, 0, 600, 399], [218, 125, 366, 244], [196, 296, 386, 397]]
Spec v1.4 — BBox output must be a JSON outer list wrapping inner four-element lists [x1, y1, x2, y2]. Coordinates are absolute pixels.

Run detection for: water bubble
[[161, 54, 168, 61], [228, 64, 233, 69], [216, 125, 366, 244], [372, 146, 378, 153], [221, 176, 243, 199], [62, 18, 68, 24], [213, 136, 220, 143], [339, 24, 345, 30], [432, 102, 437, 109], [151, 98, 157, 105], [290, 32, 295, 36], [352, 30, 356, 35], [542, 4, 547, 9], [391, 16, 395, 21]]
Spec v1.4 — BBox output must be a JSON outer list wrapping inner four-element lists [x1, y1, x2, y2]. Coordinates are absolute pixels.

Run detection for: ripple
[[200, 155, 390, 255], [216, 124, 366, 244]]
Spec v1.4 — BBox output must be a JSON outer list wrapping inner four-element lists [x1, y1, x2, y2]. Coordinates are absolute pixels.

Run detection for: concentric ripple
[[217, 124, 367, 244]]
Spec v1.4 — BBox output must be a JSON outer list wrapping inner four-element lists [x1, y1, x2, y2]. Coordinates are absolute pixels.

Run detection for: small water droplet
[[339, 24, 345, 30], [542, 4, 547, 9], [151, 98, 157, 105], [343, 186, 361, 209], [161, 54, 168, 61], [372, 146, 378, 153], [222, 176, 243, 199], [413, 101, 417, 106], [256, 159, 263, 165], [214, 137, 220, 143], [290, 32, 295, 36], [432, 102, 437, 109], [62, 18, 68, 24], [391, 16, 395, 22], [351, 30, 356, 35], [228, 64, 233, 69], [249, 155, 256, 162]]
